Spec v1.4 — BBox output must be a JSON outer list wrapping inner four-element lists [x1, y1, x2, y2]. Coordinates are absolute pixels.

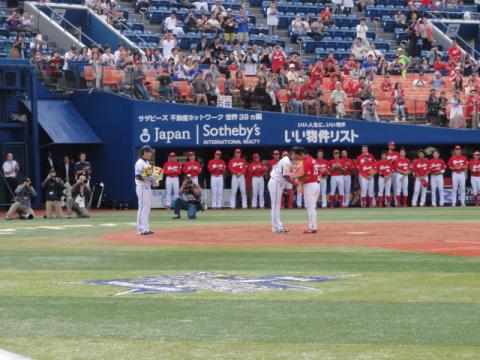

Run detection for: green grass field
[[1, 209, 479, 360]]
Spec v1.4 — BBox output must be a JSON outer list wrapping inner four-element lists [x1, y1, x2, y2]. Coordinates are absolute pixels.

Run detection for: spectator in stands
[[453, 74, 464, 92], [30, 34, 47, 53], [427, 46, 441, 67], [393, 82, 407, 122], [207, 13, 223, 32], [291, 15, 306, 42], [90, 52, 102, 89], [330, 81, 347, 118], [235, 7, 250, 45], [131, 60, 151, 100], [352, 38, 368, 61], [466, 89, 480, 128], [6, 10, 22, 31], [78, 47, 91, 62], [448, 40, 462, 62], [426, 88, 440, 125], [41, 170, 65, 219], [5, 177, 36, 220], [394, 10, 407, 29], [343, 0, 355, 16], [381, 75, 392, 93], [161, 31, 177, 61], [67, 175, 91, 219], [343, 55, 357, 76], [243, 48, 258, 76], [211, 0, 226, 15], [289, 79, 304, 114], [465, 78, 478, 95], [377, 57, 388, 76], [407, 13, 420, 58], [367, 43, 382, 61], [252, 77, 268, 110], [430, 71, 445, 89], [191, 73, 208, 105], [20, 11, 33, 32], [356, 18, 369, 46], [302, 79, 321, 116], [63, 45, 78, 71], [423, 19, 433, 51], [319, 7, 332, 26], [352, 77, 367, 119], [192, 0, 208, 12], [449, 91, 466, 128], [10, 33, 26, 59], [135, 0, 150, 13], [266, 2, 279, 36], [462, 54, 474, 77], [222, 9, 236, 45], [361, 55, 378, 82], [310, 17, 326, 41], [413, 72, 427, 88], [362, 96, 379, 122], [331, 0, 342, 14]]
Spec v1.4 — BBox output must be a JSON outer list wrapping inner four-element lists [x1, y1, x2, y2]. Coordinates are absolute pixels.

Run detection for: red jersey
[[328, 158, 344, 176], [302, 155, 318, 184], [208, 159, 226, 176], [356, 152, 376, 166], [469, 159, 480, 176], [448, 45, 462, 61], [375, 160, 393, 177], [448, 155, 468, 173], [310, 65, 324, 84], [394, 157, 411, 174], [386, 150, 400, 163], [358, 162, 375, 178], [228, 158, 248, 175], [465, 96, 480, 117], [249, 161, 266, 177], [341, 158, 355, 175], [315, 158, 329, 179], [412, 158, 430, 177], [182, 161, 202, 177], [429, 159, 446, 175], [163, 161, 182, 177], [271, 51, 285, 73], [267, 159, 279, 172]]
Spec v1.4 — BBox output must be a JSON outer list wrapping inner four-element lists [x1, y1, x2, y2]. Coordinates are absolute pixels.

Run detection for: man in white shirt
[[135, 145, 155, 235], [211, 0, 226, 14], [164, 10, 183, 35], [330, 81, 347, 118], [367, 43, 383, 60], [2, 153, 20, 204], [192, 1, 208, 11], [356, 18, 369, 46], [101, 45, 116, 66], [161, 32, 177, 60], [63, 45, 78, 70]]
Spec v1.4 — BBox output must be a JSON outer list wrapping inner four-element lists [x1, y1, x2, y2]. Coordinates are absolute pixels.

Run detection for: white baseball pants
[[165, 176, 179, 208], [268, 178, 284, 231], [304, 182, 320, 230], [318, 178, 327, 208], [472, 176, 480, 196], [359, 176, 374, 197], [430, 174, 444, 207], [330, 175, 345, 196], [252, 176, 265, 208], [395, 173, 409, 196], [378, 176, 392, 197], [296, 191, 303, 208], [343, 175, 351, 206], [412, 178, 427, 206], [136, 184, 152, 234], [451, 172, 466, 206], [231, 175, 247, 209], [211, 175, 224, 208]]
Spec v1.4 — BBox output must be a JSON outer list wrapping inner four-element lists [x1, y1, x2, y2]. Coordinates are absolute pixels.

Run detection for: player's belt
[[167, 175, 178, 178]]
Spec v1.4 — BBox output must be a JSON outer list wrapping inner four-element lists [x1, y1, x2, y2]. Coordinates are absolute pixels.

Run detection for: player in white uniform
[[268, 152, 293, 233], [134, 145, 154, 235]]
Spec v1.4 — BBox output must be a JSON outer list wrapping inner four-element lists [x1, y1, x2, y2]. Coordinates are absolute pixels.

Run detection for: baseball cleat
[[172, 215, 181, 220], [277, 228, 289, 233], [303, 229, 317, 234]]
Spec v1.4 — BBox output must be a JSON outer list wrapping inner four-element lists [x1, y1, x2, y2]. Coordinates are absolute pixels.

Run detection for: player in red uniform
[[163, 152, 182, 209], [469, 151, 480, 206], [267, 150, 280, 175], [429, 150, 447, 207], [357, 156, 376, 207], [315, 149, 329, 208], [228, 148, 248, 209], [393, 149, 411, 207], [386, 141, 400, 206], [356, 144, 376, 166], [182, 151, 202, 185], [208, 150, 226, 209], [375, 151, 394, 207], [249, 153, 266, 209], [341, 150, 355, 207], [448, 145, 468, 207], [328, 149, 345, 208], [411, 150, 430, 207]]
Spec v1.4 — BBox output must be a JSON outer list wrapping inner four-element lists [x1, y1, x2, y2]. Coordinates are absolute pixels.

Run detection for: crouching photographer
[[172, 175, 202, 220], [67, 175, 91, 218], [42, 170, 65, 218], [5, 177, 36, 220]]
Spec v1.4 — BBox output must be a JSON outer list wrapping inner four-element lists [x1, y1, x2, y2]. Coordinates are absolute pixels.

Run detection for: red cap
[[168, 152, 176, 157], [333, 149, 340, 154], [455, 145, 462, 150], [273, 150, 280, 155], [234, 148, 242, 153], [188, 151, 195, 157], [281, 151, 289, 157], [215, 150, 222, 155], [388, 141, 395, 146], [253, 153, 260, 158]]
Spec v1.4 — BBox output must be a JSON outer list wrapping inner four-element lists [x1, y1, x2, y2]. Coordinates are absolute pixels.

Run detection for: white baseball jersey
[[270, 156, 292, 183], [135, 158, 153, 234], [135, 159, 154, 186]]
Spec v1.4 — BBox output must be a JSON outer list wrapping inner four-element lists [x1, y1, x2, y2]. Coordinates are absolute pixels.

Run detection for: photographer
[[67, 175, 91, 219], [41, 170, 65, 218], [172, 175, 202, 220], [5, 177, 36, 220]]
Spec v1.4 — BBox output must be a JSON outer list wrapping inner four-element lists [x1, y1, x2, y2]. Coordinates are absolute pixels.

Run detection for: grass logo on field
[[86, 272, 351, 295]]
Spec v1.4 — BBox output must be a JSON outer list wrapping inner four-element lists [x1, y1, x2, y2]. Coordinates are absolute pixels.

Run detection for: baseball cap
[[141, 145, 153, 152], [455, 145, 462, 150], [289, 64, 295, 68], [215, 150, 222, 155], [235, 148, 242, 153], [388, 141, 395, 146], [188, 151, 195, 157], [333, 149, 340, 154], [273, 150, 280, 155], [253, 153, 260, 158], [168, 152, 176, 157]]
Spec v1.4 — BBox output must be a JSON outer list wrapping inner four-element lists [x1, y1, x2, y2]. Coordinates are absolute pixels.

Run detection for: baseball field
[[0, 208, 479, 360]]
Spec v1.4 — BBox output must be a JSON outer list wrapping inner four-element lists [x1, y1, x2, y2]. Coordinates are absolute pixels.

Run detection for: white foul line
[[0, 349, 33, 360]]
